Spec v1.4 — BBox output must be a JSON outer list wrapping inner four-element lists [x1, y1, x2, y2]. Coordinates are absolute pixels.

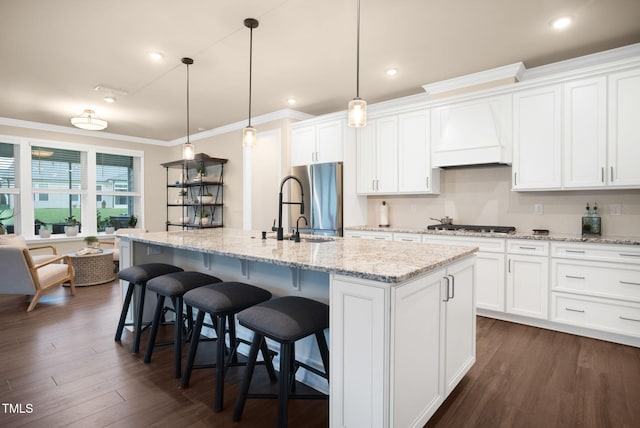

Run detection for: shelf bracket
[[240, 259, 249, 279], [290, 267, 300, 290]]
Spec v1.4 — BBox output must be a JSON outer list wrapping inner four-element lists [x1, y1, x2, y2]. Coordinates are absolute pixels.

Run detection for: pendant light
[[181, 57, 195, 160], [242, 18, 259, 148], [70, 109, 108, 130], [348, 0, 367, 127]]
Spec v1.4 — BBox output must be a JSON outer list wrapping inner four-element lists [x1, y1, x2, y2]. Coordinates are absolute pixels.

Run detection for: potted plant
[[194, 166, 206, 182], [128, 214, 138, 228], [176, 190, 188, 204], [0, 209, 12, 235], [64, 216, 80, 236], [84, 235, 100, 248], [196, 209, 210, 226], [198, 191, 213, 204], [103, 218, 115, 234], [38, 221, 51, 238]]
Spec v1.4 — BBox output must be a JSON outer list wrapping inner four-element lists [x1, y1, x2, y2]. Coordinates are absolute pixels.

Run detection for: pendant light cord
[[248, 26, 254, 127], [356, 0, 361, 99], [186, 61, 190, 143]]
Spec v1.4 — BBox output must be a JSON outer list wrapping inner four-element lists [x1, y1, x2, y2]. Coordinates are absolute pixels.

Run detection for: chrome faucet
[[275, 175, 305, 241]]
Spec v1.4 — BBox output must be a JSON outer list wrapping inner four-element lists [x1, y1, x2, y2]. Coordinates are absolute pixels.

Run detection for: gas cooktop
[[427, 224, 516, 234]]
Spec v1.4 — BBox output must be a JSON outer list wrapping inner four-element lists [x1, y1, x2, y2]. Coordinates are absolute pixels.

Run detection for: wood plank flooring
[[1, 280, 639, 427]]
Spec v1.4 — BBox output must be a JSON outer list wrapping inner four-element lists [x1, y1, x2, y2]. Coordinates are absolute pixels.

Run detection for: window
[[96, 152, 137, 231], [0, 143, 16, 233]]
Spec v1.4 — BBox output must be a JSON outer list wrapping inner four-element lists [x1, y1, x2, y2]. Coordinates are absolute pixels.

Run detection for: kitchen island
[[118, 228, 478, 427]]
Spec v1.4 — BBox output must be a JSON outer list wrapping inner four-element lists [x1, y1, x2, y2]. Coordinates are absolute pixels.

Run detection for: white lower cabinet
[[506, 240, 550, 319], [331, 256, 476, 427]]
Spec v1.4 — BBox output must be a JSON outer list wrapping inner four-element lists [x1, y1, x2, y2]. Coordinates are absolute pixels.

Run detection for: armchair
[[0, 234, 59, 264], [0, 246, 75, 311]]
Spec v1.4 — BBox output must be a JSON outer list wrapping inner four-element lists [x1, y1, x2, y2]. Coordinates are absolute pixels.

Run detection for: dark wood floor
[[1, 281, 639, 427]]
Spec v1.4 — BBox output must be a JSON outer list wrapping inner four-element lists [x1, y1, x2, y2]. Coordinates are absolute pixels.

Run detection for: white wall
[[366, 166, 640, 237]]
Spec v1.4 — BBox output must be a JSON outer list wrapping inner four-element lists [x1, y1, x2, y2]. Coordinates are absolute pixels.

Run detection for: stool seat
[[115, 263, 184, 353], [144, 271, 223, 378], [181, 282, 274, 412], [118, 263, 184, 284], [234, 296, 330, 428], [238, 296, 329, 342]]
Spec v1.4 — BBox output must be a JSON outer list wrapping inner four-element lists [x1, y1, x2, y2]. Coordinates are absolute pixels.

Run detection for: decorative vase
[[39, 229, 51, 238], [105, 227, 115, 234], [64, 225, 78, 236], [198, 195, 213, 204]]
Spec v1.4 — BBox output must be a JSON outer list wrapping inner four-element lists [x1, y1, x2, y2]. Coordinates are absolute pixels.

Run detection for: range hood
[[431, 94, 512, 167]]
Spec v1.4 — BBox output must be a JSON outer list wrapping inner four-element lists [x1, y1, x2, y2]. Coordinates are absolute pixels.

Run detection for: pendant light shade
[[70, 109, 107, 130], [348, 0, 367, 128], [243, 18, 259, 148], [181, 57, 195, 160]]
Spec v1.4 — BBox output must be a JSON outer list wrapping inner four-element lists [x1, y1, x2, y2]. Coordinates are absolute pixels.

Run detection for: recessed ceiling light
[[287, 98, 297, 106], [147, 51, 164, 61], [551, 16, 572, 30], [385, 68, 398, 77], [104, 96, 116, 103]]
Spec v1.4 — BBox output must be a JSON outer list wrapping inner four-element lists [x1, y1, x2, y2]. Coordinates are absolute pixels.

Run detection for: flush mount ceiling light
[[181, 57, 195, 160], [242, 18, 259, 148], [147, 51, 164, 61], [70, 109, 107, 130], [348, 0, 367, 127], [552, 16, 572, 29]]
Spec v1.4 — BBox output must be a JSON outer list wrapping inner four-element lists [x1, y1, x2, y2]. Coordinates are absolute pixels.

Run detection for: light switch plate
[[534, 203, 544, 215]]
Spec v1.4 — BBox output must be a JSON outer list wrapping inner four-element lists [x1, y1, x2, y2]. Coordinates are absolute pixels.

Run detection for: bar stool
[[114, 263, 184, 353], [143, 271, 223, 378], [181, 281, 276, 412], [232, 296, 330, 428]]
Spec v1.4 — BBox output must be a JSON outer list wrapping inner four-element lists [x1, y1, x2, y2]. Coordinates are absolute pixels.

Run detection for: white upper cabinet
[[512, 84, 563, 190], [563, 76, 608, 189], [291, 118, 344, 166], [398, 110, 440, 193], [356, 116, 398, 194], [431, 95, 512, 167], [608, 68, 640, 187]]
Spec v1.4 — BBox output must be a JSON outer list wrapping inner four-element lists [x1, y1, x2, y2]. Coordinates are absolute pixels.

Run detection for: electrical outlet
[[534, 203, 544, 215], [610, 203, 622, 216]]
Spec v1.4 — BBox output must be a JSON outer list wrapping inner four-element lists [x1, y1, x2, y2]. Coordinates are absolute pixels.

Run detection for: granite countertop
[[346, 225, 640, 246], [119, 228, 477, 284]]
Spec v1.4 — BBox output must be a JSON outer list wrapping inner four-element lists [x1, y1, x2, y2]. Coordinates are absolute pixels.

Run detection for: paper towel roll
[[379, 201, 389, 227]]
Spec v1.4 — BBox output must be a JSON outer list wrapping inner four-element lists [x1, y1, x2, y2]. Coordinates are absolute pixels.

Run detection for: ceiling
[[1, 0, 639, 143]]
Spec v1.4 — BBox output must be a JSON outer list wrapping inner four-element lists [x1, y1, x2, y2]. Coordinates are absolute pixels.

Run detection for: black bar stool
[[114, 263, 184, 353], [143, 271, 223, 378], [233, 296, 330, 428], [181, 281, 276, 412]]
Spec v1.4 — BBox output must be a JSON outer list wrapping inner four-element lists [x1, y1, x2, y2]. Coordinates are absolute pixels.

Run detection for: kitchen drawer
[[344, 231, 393, 241], [552, 259, 640, 302], [552, 292, 640, 337], [424, 236, 505, 253], [551, 242, 640, 264], [507, 239, 549, 256], [393, 233, 423, 243]]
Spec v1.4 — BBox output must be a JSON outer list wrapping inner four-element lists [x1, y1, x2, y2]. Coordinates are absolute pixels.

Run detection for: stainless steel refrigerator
[[289, 162, 343, 236]]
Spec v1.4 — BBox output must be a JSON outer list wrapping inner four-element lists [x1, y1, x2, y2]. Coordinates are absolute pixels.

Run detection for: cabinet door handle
[[442, 276, 450, 302], [514, 172, 517, 186], [371, 179, 375, 191], [374, 236, 386, 240], [620, 253, 640, 258], [565, 275, 585, 280], [448, 274, 455, 300], [519, 246, 537, 250], [565, 307, 585, 313], [620, 316, 640, 322], [610, 166, 614, 182], [601, 167, 605, 183], [508, 259, 511, 273], [620, 281, 640, 286], [400, 238, 414, 242], [566, 249, 585, 254], [426, 177, 429, 188]]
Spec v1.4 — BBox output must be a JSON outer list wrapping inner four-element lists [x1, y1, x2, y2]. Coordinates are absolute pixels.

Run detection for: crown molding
[[422, 62, 526, 95], [170, 109, 315, 144], [0, 117, 167, 145]]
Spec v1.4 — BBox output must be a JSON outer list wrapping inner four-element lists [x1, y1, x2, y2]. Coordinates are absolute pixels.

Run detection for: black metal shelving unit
[[162, 153, 228, 231]]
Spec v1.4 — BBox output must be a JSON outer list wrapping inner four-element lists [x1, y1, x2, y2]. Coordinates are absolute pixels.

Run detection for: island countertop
[[119, 228, 477, 283]]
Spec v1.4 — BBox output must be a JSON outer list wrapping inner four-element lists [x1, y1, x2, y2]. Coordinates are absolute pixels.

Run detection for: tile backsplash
[[366, 166, 640, 237]]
